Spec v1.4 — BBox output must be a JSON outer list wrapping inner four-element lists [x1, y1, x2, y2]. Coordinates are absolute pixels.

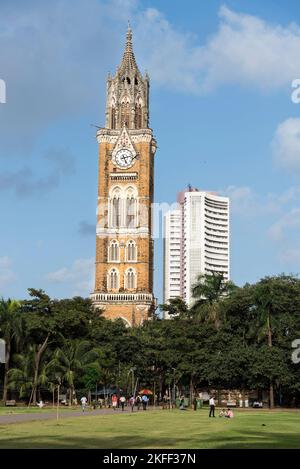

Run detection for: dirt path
[[0, 407, 150, 425]]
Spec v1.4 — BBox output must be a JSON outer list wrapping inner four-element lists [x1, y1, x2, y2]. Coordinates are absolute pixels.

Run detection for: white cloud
[[135, 5, 300, 93], [268, 208, 300, 241], [0, 0, 136, 152], [46, 258, 94, 296], [223, 185, 257, 214], [272, 118, 300, 172], [0, 256, 16, 289], [222, 185, 300, 215], [2, 1, 299, 155], [280, 248, 300, 265]]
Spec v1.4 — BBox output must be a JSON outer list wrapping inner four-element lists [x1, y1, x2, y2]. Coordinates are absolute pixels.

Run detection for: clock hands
[[121, 154, 129, 165], [114, 149, 136, 167]]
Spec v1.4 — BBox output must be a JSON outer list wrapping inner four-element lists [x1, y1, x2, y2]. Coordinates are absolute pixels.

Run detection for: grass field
[[0, 408, 300, 449]]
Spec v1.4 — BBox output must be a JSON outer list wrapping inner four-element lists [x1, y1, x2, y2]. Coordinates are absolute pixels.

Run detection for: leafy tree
[[49, 340, 101, 404], [251, 275, 300, 407], [159, 297, 189, 318], [191, 273, 237, 328], [0, 298, 23, 402]]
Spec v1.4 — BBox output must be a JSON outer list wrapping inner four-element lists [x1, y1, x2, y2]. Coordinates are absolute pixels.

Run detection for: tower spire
[[118, 23, 139, 73]]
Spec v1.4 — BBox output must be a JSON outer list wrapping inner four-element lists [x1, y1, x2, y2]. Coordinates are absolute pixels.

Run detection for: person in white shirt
[[119, 395, 126, 411], [209, 396, 216, 417], [80, 396, 87, 412]]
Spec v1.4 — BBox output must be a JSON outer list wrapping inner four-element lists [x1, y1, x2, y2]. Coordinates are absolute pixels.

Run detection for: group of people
[[219, 408, 234, 418], [79, 393, 232, 418], [209, 396, 234, 418], [111, 394, 149, 412], [79, 394, 150, 412]]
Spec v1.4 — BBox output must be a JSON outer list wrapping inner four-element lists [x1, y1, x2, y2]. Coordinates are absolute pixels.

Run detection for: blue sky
[[1, 0, 300, 302]]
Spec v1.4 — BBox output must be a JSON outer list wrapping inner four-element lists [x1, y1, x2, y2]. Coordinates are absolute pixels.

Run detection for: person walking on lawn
[[209, 396, 216, 417], [119, 395, 126, 411]]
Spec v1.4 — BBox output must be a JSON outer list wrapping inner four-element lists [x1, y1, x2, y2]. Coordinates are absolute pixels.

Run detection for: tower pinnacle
[[118, 23, 139, 73]]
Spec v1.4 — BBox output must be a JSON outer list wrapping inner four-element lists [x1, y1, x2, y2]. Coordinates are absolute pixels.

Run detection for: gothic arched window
[[135, 103, 142, 129], [108, 240, 120, 262], [108, 268, 119, 290], [125, 187, 137, 228], [110, 187, 122, 228], [126, 240, 137, 262], [121, 98, 130, 127], [125, 268, 136, 290]]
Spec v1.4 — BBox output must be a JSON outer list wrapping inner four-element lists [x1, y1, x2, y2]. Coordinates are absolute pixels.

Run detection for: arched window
[[126, 240, 137, 261], [125, 268, 136, 290], [135, 103, 142, 129], [108, 240, 120, 262], [126, 195, 136, 227], [125, 186, 137, 228], [121, 97, 130, 127], [110, 187, 122, 228], [108, 268, 119, 290]]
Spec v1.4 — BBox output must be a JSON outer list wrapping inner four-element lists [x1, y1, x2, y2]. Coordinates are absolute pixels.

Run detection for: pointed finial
[[126, 21, 133, 51], [118, 22, 139, 73]]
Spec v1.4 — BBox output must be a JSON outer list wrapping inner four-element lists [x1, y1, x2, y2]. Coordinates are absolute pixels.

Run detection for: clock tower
[[91, 26, 157, 326]]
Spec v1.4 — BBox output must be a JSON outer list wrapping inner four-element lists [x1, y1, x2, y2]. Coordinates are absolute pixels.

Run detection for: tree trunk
[[2, 343, 11, 403], [31, 335, 49, 406], [267, 316, 274, 408], [189, 375, 194, 408], [269, 383, 274, 409]]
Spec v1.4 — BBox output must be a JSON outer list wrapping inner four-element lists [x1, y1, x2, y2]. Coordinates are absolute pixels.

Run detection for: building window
[[108, 268, 119, 290], [121, 98, 130, 127], [125, 186, 137, 228], [108, 240, 120, 262], [110, 187, 122, 228], [135, 103, 142, 129], [126, 195, 136, 227], [125, 268, 136, 289], [112, 196, 121, 228], [126, 240, 137, 261]]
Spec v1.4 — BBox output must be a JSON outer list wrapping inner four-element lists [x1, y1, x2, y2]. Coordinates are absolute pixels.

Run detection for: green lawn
[[0, 409, 300, 449]]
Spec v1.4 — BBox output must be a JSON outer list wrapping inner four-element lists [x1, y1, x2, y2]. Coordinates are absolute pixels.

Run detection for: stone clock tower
[[91, 26, 156, 326]]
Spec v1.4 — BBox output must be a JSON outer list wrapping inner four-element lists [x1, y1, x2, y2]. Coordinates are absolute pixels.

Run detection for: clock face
[[114, 148, 134, 168]]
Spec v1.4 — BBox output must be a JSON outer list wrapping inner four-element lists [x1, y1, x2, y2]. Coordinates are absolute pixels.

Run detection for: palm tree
[[8, 346, 53, 404], [0, 298, 23, 402], [49, 340, 101, 405], [8, 349, 35, 401], [191, 273, 236, 328], [253, 277, 282, 408]]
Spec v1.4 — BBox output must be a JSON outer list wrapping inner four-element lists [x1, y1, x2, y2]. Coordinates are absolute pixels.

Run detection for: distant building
[[163, 188, 230, 314], [163, 210, 181, 318]]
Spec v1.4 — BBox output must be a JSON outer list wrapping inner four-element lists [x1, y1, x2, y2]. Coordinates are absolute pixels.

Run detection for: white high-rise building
[[163, 188, 230, 313], [163, 210, 181, 314]]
